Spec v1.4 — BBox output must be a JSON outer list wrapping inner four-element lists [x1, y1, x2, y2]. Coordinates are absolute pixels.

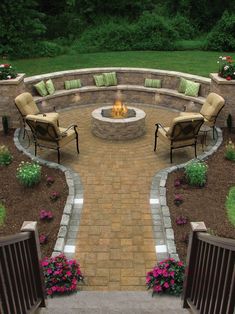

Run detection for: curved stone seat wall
[[24, 67, 210, 114], [2, 68, 232, 129]]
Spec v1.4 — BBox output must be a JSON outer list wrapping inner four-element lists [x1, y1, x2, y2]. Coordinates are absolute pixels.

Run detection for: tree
[[0, 0, 46, 56]]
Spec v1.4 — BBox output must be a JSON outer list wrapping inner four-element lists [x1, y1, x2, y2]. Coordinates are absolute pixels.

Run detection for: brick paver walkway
[[36, 104, 203, 291]]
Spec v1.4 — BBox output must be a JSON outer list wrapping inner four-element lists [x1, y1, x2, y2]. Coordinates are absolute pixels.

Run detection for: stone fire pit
[[91, 106, 146, 140]]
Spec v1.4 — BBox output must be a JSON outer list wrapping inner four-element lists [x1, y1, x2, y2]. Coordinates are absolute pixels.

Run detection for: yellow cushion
[[200, 93, 225, 125], [26, 114, 60, 137]]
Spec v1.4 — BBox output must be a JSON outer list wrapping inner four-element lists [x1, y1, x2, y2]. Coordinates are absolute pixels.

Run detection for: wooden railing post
[[21, 221, 47, 308], [182, 221, 207, 308]]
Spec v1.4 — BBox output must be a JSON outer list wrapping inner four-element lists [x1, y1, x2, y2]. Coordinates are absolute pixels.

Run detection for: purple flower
[[39, 234, 48, 244], [176, 215, 187, 225], [174, 178, 181, 187], [174, 194, 183, 206], [50, 191, 60, 202], [46, 176, 55, 186], [40, 209, 53, 220]]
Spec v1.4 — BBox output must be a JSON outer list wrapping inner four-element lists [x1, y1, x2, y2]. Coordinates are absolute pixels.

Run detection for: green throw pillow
[[94, 74, 105, 87], [103, 72, 117, 86], [144, 78, 161, 88], [185, 80, 200, 97], [45, 79, 55, 95], [34, 80, 48, 97], [64, 79, 82, 90], [178, 77, 187, 93]]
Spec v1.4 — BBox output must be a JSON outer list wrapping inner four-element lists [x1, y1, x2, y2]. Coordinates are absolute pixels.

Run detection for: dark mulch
[[166, 128, 235, 262], [0, 130, 68, 258]]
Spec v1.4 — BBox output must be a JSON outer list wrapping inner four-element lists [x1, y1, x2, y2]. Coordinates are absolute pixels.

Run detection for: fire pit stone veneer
[[91, 106, 146, 140]]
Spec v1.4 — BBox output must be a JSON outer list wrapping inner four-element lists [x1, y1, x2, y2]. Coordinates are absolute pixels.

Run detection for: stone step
[[36, 291, 190, 314]]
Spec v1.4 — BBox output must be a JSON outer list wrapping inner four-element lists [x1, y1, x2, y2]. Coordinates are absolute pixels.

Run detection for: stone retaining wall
[[0, 68, 233, 129]]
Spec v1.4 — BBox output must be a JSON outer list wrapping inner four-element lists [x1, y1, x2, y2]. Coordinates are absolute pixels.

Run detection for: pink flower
[[164, 282, 169, 289], [66, 271, 72, 277], [47, 268, 52, 274], [178, 261, 184, 267], [226, 76, 232, 81], [170, 279, 175, 285]]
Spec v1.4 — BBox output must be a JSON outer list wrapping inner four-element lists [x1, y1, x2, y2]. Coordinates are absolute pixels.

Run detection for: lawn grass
[[8, 50, 234, 78]]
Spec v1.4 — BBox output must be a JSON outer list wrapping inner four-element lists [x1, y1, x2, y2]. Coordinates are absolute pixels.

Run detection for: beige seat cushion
[[26, 114, 60, 138], [15, 92, 40, 116]]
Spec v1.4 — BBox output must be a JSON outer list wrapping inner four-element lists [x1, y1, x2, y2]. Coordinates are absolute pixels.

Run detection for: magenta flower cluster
[[50, 191, 60, 202], [174, 194, 183, 206], [39, 234, 48, 244], [176, 215, 188, 225], [41, 254, 84, 296], [146, 258, 185, 296], [46, 176, 55, 186], [40, 209, 53, 220], [174, 178, 181, 188]]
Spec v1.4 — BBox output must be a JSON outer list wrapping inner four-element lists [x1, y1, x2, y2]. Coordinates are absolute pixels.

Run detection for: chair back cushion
[[167, 116, 204, 141], [26, 114, 60, 142], [200, 92, 225, 125], [15, 92, 40, 116]]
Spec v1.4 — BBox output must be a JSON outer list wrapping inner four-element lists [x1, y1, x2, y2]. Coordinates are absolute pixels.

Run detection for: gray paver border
[[151, 127, 223, 261], [14, 128, 82, 258]]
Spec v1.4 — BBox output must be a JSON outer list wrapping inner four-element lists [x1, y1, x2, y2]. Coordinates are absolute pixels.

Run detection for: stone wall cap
[[210, 73, 235, 85], [24, 68, 210, 84], [0, 73, 25, 85]]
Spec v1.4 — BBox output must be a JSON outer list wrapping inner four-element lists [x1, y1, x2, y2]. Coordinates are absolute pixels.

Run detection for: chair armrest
[[60, 124, 78, 136], [155, 123, 168, 133]]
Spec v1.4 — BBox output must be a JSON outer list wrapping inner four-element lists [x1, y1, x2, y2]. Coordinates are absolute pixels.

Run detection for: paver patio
[[32, 103, 206, 291]]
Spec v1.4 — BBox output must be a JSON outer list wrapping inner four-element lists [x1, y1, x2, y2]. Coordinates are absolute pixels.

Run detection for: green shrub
[[132, 12, 176, 51], [16, 161, 41, 187], [205, 11, 235, 51], [75, 13, 176, 53], [185, 160, 208, 187], [0, 203, 6, 225], [11, 41, 63, 58], [225, 140, 235, 161], [226, 186, 235, 226], [171, 14, 196, 40], [0, 145, 13, 166]]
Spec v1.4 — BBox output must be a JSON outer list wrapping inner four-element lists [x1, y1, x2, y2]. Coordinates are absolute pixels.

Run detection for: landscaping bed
[[0, 130, 68, 258], [166, 128, 235, 262]]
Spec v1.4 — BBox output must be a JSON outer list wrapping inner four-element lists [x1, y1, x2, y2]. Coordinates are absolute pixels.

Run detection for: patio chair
[[26, 114, 79, 164], [154, 115, 204, 163], [180, 92, 225, 139], [15, 92, 59, 137]]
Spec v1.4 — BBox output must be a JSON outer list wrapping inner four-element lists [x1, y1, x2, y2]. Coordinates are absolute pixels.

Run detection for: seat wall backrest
[[15, 92, 40, 117], [200, 92, 225, 123], [26, 114, 61, 142], [167, 116, 204, 141]]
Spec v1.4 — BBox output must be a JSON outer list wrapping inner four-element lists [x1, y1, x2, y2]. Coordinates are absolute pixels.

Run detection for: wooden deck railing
[[182, 221, 235, 314], [0, 221, 46, 314]]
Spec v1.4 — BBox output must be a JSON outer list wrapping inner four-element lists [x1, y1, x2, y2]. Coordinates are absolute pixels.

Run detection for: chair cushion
[[178, 77, 187, 93], [185, 80, 200, 97], [26, 114, 60, 138], [34, 81, 48, 97], [65, 79, 82, 90], [103, 72, 117, 86], [15, 92, 40, 116], [94, 74, 105, 87], [45, 79, 55, 95], [144, 78, 161, 88]]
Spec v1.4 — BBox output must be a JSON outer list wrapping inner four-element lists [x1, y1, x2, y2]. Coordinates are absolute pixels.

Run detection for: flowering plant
[[41, 254, 84, 296], [40, 209, 53, 220], [0, 145, 13, 166], [217, 56, 235, 80], [176, 215, 188, 225], [146, 258, 185, 296], [16, 161, 41, 187], [39, 234, 48, 244], [0, 64, 17, 80], [225, 139, 235, 161], [46, 176, 55, 186], [50, 191, 60, 202], [174, 194, 183, 206]]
